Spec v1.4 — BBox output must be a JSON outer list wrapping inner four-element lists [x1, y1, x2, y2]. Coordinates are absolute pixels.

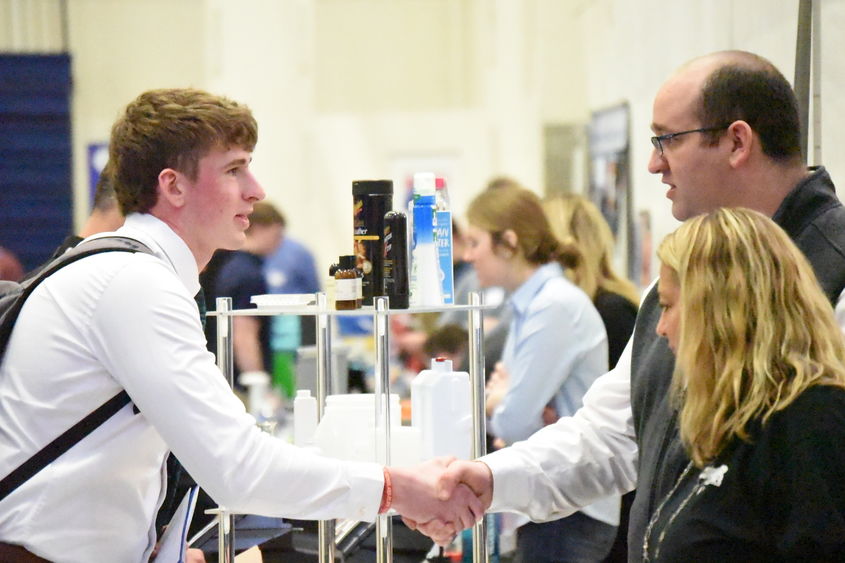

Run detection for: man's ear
[[157, 168, 187, 208], [726, 120, 754, 169]]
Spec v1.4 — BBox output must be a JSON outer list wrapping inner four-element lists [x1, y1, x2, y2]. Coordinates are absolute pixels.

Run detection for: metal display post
[[374, 296, 393, 563], [315, 292, 336, 563], [468, 291, 488, 563], [214, 297, 236, 563]]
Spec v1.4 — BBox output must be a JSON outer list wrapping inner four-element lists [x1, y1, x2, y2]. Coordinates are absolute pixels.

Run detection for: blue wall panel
[[0, 54, 72, 272]]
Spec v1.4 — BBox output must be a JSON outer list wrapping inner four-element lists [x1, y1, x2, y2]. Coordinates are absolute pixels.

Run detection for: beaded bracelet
[[378, 467, 393, 514]]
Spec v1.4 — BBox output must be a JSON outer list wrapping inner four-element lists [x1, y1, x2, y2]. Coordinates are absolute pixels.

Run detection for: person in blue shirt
[[262, 209, 321, 393], [211, 201, 285, 391], [464, 184, 617, 563], [263, 212, 321, 296]]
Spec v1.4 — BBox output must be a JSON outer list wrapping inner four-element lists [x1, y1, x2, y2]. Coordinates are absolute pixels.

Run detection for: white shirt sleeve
[[482, 334, 638, 521], [89, 257, 383, 521]]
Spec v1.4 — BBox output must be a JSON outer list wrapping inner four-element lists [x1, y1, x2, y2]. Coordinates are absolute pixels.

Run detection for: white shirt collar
[[89, 212, 201, 296]]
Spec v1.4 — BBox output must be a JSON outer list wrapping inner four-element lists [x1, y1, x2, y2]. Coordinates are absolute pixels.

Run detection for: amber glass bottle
[[335, 254, 361, 310]]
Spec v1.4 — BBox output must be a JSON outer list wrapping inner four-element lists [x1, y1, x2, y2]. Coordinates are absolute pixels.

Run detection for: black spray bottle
[[383, 211, 409, 309]]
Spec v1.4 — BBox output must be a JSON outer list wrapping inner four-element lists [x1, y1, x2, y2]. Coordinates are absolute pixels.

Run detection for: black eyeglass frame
[[650, 125, 731, 155]]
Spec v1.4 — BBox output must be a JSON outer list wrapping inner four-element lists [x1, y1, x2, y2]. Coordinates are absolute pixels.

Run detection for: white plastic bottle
[[411, 357, 472, 460], [293, 389, 318, 448]]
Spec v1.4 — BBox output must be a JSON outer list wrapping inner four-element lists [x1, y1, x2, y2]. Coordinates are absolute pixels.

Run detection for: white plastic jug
[[314, 394, 401, 462], [411, 357, 472, 460]]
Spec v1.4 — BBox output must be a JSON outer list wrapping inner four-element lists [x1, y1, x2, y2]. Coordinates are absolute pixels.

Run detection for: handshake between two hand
[[387, 457, 494, 546]]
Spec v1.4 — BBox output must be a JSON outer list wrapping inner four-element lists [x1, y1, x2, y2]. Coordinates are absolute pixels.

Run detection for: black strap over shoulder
[[0, 236, 153, 502], [0, 236, 153, 348], [0, 391, 131, 501]]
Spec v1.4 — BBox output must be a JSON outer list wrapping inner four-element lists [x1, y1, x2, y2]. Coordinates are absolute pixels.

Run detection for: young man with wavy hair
[[0, 88, 481, 561]]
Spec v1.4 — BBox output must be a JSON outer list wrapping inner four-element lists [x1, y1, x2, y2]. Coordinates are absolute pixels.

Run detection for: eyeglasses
[[650, 125, 730, 155]]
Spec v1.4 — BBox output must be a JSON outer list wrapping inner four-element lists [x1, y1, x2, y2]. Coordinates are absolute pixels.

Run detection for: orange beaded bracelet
[[378, 467, 393, 514]]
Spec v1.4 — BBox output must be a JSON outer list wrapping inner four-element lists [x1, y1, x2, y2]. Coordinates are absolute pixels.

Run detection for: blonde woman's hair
[[543, 193, 640, 306], [467, 185, 583, 274], [657, 207, 845, 467]]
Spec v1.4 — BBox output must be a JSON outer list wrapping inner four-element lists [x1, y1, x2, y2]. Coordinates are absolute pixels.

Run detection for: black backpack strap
[[0, 236, 153, 348], [0, 391, 131, 501], [0, 236, 153, 502]]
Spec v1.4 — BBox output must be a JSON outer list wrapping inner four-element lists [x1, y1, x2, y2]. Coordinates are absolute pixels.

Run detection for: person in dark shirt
[[208, 201, 284, 397], [543, 193, 639, 369], [543, 193, 639, 562], [24, 161, 125, 280], [645, 207, 845, 562], [54, 161, 125, 255]]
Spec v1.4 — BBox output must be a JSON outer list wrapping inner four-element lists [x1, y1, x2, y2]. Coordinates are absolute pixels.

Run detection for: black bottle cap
[[328, 262, 339, 276], [352, 179, 393, 196], [339, 254, 357, 269]]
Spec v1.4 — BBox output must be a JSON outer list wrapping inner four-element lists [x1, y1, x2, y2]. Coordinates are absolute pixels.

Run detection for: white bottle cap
[[431, 357, 453, 371], [413, 172, 436, 196]]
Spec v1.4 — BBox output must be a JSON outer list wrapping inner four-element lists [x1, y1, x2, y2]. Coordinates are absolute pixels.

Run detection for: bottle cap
[[352, 179, 393, 196], [328, 262, 339, 276], [339, 254, 357, 269], [413, 172, 436, 196], [432, 357, 453, 371]]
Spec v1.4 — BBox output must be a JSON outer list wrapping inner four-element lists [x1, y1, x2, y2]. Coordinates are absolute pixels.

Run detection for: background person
[[0, 245, 23, 282], [53, 161, 126, 257], [645, 207, 845, 560], [542, 193, 638, 369], [464, 185, 617, 563], [543, 192, 639, 562], [209, 201, 284, 400]]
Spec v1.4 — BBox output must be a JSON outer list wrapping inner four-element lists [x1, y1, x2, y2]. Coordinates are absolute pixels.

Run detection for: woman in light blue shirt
[[464, 185, 618, 563]]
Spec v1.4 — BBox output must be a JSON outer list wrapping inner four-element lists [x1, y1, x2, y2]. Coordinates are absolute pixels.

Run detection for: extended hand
[[389, 457, 484, 544], [406, 459, 494, 545]]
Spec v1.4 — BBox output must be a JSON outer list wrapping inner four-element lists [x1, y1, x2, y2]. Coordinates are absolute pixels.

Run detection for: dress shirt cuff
[[480, 448, 532, 514], [344, 461, 386, 522]]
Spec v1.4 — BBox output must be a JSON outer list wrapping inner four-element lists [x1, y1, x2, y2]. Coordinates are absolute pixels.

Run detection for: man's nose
[[647, 147, 666, 175], [246, 172, 265, 202]]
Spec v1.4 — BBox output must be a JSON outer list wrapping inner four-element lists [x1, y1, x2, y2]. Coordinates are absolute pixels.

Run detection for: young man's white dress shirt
[[0, 213, 382, 562]]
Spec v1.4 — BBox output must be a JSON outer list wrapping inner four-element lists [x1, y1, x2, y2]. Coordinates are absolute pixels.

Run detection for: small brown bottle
[[335, 255, 362, 310]]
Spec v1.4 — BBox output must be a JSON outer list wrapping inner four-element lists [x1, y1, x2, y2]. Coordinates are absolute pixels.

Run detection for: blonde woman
[[543, 193, 639, 368], [645, 207, 845, 561], [465, 185, 618, 562], [543, 194, 640, 561]]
